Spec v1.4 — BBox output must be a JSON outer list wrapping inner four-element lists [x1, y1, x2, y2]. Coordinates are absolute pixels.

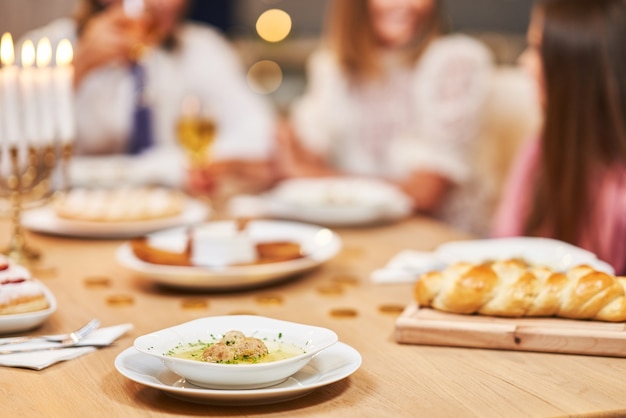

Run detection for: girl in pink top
[[493, 0, 626, 274]]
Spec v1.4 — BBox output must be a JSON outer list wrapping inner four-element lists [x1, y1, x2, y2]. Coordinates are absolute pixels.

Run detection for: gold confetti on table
[[255, 295, 284, 306], [181, 298, 209, 310], [106, 294, 135, 306], [317, 284, 344, 296], [378, 304, 405, 315], [329, 308, 358, 318], [84, 276, 111, 288]]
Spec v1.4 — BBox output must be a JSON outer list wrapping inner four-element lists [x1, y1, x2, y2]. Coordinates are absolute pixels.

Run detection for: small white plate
[[436, 237, 615, 274], [21, 198, 210, 239], [116, 220, 342, 290], [134, 315, 339, 389], [265, 177, 413, 227], [0, 283, 57, 334], [115, 342, 361, 406]]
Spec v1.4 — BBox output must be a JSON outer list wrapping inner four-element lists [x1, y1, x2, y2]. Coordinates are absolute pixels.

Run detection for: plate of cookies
[[0, 257, 57, 334], [21, 186, 210, 239], [116, 220, 342, 290]]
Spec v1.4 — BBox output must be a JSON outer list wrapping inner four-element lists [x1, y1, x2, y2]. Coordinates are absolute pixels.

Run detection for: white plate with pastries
[[260, 177, 413, 227], [0, 285, 57, 334], [21, 187, 210, 239], [0, 259, 57, 334], [116, 220, 342, 290]]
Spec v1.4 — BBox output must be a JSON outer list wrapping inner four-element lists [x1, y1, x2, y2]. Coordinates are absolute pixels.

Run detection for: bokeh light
[[256, 9, 292, 43], [247, 60, 283, 94]]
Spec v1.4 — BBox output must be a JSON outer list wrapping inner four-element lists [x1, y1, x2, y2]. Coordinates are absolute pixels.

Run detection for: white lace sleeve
[[290, 48, 347, 156], [389, 35, 493, 183]]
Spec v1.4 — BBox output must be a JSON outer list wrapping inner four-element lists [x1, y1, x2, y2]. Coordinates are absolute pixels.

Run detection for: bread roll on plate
[[414, 259, 626, 322]]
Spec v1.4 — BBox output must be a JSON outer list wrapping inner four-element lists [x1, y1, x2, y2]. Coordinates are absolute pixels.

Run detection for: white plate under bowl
[[436, 237, 615, 274], [21, 198, 209, 239], [265, 177, 412, 227], [115, 341, 361, 406], [0, 283, 57, 334], [116, 220, 342, 290], [134, 315, 339, 390]]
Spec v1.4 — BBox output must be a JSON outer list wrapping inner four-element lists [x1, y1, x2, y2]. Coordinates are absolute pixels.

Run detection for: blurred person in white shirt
[[20, 0, 276, 193]]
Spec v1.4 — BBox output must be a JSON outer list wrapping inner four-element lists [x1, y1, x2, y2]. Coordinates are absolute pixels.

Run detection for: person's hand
[[74, 4, 151, 86], [395, 171, 453, 214], [273, 117, 339, 178], [186, 165, 218, 195], [186, 159, 278, 196]]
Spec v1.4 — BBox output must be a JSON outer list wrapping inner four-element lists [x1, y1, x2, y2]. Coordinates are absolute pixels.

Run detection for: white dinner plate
[[114, 342, 361, 406], [21, 198, 210, 239], [436, 237, 615, 274], [265, 177, 413, 227], [0, 283, 57, 334], [116, 220, 342, 290]]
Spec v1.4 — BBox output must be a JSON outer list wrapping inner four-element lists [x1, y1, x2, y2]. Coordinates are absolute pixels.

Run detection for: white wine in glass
[[176, 96, 217, 167]]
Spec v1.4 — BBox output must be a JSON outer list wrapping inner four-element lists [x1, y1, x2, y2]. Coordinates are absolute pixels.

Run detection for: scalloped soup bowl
[[133, 315, 338, 389]]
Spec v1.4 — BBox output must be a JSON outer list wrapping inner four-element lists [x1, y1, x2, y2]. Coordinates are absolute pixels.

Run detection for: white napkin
[[0, 323, 133, 370], [370, 250, 446, 284]]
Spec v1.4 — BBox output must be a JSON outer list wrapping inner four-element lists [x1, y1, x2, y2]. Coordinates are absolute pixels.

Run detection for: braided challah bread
[[414, 259, 626, 322]]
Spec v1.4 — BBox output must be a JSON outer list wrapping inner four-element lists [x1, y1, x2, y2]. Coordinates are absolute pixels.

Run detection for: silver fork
[[0, 318, 101, 346]]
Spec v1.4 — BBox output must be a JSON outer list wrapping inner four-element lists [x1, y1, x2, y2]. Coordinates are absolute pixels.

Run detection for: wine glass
[[176, 95, 218, 205], [176, 95, 217, 168]]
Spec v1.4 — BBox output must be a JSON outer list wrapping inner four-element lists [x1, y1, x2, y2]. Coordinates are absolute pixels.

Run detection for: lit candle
[[53, 39, 75, 144], [35, 37, 54, 144], [1, 32, 21, 144], [19, 39, 38, 145]]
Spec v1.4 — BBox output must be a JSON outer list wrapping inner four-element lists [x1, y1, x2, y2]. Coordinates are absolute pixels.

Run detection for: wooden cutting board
[[395, 303, 626, 357]]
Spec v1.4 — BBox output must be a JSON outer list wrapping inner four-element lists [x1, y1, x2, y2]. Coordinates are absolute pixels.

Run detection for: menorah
[[0, 144, 58, 263], [1, 32, 75, 265]]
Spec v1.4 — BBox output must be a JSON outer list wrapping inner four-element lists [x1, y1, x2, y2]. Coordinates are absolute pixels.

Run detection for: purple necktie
[[128, 63, 153, 155]]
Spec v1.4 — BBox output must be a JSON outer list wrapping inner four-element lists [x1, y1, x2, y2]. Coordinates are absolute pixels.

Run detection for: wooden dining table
[[2, 213, 626, 418]]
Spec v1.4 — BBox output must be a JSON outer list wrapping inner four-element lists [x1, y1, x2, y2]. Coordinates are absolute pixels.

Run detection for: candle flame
[[21, 40, 35, 68], [55, 39, 73, 66], [1, 32, 15, 66], [36, 37, 52, 68]]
